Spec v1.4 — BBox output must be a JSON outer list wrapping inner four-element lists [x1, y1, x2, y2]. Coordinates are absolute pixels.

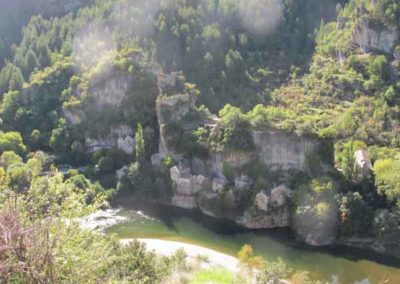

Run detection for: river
[[106, 199, 400, 283]]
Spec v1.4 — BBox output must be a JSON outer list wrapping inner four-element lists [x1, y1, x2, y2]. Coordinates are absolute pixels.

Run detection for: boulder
[[239, 185, 292, 229], [237, 206, 290, 229]]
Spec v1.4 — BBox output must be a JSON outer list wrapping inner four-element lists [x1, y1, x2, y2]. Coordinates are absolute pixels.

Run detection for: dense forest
[[0, 0, 400, 283]]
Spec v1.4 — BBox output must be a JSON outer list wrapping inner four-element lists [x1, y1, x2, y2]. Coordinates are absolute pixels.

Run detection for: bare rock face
[[86, 72, 132, 109], [351, 18, 398, 54], [237, 185, 292, 229], [85, 124, 134, 154], [157, 71, 185, 95], [157, 94, 196, 124], [212, 177, 227, 194], [255, 190, 269, 211], [354, 149, 372, 181], [154, 74, 198, 160], [117, 136, 135, 155], [171, 195, 197, 209], [210, 152, 252, 178], [170, 164, 211, 209], [252, 130, 320, 171]]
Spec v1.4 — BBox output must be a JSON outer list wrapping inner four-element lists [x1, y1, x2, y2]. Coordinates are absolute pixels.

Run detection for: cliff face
[[151, 84, 331, 229], [351, 18, 398, 54], [63, 53, 160, 156], [237, 185, 292, 229], [252, 130, 320, 171]]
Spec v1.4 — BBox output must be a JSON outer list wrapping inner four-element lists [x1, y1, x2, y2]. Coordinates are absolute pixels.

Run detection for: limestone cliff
[[252, 130, 320, 171], [151, 81, 331, 230], [237, 185, 292, 229], [63, 54, 159, 155], [351, 17, 398, 54]]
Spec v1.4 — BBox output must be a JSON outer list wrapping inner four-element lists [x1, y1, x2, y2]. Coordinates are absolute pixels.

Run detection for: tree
[[49, 119, 69, 153], [337, 192, 373, 236], [8, 67, 24, 90], [238, 244, 264, 270], [373, 158, 400, 206], [135, 123, 145, 162], [212, 104, 254, 151], [0, 151, 22, 170], [23, 49, 39, 76], [30, 129, 41, 149], [336, 140, 355, 181], [0, 131, 27, 156]]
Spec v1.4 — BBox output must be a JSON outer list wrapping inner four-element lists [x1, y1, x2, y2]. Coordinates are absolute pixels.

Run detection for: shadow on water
[[110, 194, 400, 273]]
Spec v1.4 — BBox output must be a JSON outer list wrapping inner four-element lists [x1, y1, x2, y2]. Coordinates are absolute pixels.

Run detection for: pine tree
[[8, 66, 24, 91], [135, 123, 145, 162]]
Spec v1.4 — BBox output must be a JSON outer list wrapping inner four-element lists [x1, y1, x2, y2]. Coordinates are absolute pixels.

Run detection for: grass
[[190, 268, 233, 284]]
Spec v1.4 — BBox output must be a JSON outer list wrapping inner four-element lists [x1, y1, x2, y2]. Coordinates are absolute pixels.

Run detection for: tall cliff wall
[[252, 130, 320, 171], [151, 85, 332, 229]]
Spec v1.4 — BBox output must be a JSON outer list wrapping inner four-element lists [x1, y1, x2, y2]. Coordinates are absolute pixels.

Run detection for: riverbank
[[111, 195, 400, 262], [121, 238, 240, 272], [105, 200, 400, 283]]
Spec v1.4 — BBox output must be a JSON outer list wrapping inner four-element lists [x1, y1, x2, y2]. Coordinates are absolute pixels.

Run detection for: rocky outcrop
[[153, 72, 198, 162], [252, 130, 321, 171], [150, 70, 331, 231], [85, 124, 134, 154], [351, 17, 398, 54], [170, 164, 210, 209], [237, 185, 292, 229], [90, 76, 130, 108], [354, 149, 372, 181], [210, 151, 253, 178]]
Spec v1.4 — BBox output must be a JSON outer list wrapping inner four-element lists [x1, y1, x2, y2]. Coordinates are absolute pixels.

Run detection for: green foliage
[[191, 268, 233, 284], [0, 131, 27, 156], [294, 177, 339, 243], [256, 258, 290, 284], [209, 105, 254, 152], [337, 192, 374, 236], [0, 151, 23, 170], [50, 118, 70, 153], [373, 158, 400, 206]]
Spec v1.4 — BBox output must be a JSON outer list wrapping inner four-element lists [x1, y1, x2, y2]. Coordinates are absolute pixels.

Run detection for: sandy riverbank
[[121, 238, 239, 272]]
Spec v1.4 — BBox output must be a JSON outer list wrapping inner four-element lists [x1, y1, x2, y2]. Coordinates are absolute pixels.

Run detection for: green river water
[[106, 201, 400, 283]]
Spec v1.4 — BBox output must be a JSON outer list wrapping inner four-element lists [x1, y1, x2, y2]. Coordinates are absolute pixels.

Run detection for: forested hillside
[[0, 0, 400, 282]]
